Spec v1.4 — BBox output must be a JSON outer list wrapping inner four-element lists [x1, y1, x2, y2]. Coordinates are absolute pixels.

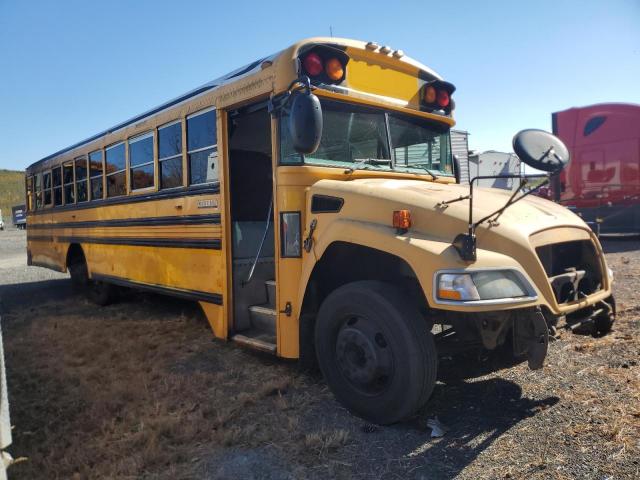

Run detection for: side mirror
[[512, 129, 570, 173], [289, 90, 323, 154], [453, 154, 461, 184]]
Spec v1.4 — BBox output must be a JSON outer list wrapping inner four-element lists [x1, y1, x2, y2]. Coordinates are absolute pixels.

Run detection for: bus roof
[[27, 37, 441, 172]]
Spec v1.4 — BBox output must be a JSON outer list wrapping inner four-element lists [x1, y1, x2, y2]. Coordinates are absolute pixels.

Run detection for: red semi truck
[[551, 103, 640, 235]]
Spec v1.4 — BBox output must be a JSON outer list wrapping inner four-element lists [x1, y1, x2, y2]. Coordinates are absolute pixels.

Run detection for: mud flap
[[513, 309, 549, 370]]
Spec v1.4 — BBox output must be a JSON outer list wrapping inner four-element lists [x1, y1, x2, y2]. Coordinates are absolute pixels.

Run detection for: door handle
[[280, 302, 292, 317]]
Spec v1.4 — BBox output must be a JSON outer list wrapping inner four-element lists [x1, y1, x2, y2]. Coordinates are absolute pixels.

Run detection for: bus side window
[[26, 176, 34, 211], [34, 173, 42, 209], [43, 171, 52, 206], [129, 131, 155, 191], [105, 143, 126, 197], [63, 162, 75, 205], [158, 120, 183, 189], [52, 166, 62, 206], [89, 150, 104, 200], [75, 157, 88, 202], [187, 108, 217, 185]]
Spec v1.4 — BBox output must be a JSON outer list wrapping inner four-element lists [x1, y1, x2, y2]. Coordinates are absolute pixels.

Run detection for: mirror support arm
[[268, 76, 314, 116], [453, 173, 549, 262]]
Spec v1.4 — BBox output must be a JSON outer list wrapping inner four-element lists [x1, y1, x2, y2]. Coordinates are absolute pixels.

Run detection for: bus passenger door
[[225, 104, 277, 353]]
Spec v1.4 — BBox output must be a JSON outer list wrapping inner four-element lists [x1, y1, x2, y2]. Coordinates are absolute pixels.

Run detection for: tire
[[69, 257, 89, 292], [68, 250, 115, 306], [315, 281, 437, 425], [86, 280, 116, 306]]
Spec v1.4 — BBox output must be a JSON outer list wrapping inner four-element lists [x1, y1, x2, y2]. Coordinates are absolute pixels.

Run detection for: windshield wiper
[[409, 164, 439, 181], [344, 158, 392, 174]]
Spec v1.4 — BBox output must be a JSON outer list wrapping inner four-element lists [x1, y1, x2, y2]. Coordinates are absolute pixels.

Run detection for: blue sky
[[1, 0, 638, 171]]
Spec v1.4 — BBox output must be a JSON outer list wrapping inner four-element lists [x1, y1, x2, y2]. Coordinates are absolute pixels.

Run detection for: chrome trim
[[432, 267, 538, 307]]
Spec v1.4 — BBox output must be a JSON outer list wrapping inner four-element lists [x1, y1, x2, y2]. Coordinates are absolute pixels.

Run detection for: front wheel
[[315, 281, 437, 425]]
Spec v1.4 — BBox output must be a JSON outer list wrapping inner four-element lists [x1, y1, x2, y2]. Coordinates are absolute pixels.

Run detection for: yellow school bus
[[25, 37, 615, 424]]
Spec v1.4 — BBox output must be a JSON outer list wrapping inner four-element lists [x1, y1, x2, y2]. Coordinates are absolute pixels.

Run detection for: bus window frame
[[42, 170, 53, 207], [74, 156, 89, 203], [63, 161, 75, 205], [105, 142, 127, 198], [26, 176, 34, 211], [186, 106, 217, 187], [157, 119, 185, 191], [34, 172, 42, 209], [52, 165, 63, 206], [128, 131, 156, 193], [89, 149, 105, 201]]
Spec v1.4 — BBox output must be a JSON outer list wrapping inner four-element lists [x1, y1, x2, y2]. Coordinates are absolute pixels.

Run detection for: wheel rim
[[335, 315, 394, 396]]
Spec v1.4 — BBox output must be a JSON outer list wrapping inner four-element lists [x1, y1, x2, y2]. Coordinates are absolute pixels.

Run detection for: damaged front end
[[436, 308, 551, 370], [535, 237, 616, 336]]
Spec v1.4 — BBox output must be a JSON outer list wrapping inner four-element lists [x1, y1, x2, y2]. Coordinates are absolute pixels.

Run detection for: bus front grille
[[536, 240, 604, 305]]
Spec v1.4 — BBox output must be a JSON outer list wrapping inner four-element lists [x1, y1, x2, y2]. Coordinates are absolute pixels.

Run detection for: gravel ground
[[0, 228, 638, 479]]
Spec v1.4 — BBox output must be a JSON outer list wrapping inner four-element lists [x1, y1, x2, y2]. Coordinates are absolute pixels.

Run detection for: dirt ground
[[0, 228, 638, 479]]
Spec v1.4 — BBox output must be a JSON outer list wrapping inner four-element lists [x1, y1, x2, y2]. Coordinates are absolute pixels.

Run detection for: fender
[[294, 217, 542, 317]]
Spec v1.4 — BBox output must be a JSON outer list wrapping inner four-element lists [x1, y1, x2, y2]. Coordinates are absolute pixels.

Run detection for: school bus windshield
[[280, 98, 453, 175]]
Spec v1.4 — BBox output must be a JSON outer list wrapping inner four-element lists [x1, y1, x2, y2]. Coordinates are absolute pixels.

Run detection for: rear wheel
[[315, 281, 437, 425], [68, 249, 116, 306]]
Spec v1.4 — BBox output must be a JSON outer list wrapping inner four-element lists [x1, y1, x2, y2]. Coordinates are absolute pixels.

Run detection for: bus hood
[[310, 178, 589, 245]]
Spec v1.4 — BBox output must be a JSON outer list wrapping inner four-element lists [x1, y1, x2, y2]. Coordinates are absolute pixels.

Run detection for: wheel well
[[66, 243, 86, 270], [299, 241, 429, 365]]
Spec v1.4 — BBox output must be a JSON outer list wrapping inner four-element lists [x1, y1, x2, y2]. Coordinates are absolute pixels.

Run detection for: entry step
[[265, 280, 276, 309], [231, 333, 276, 354], [249, 305, 276, 334]]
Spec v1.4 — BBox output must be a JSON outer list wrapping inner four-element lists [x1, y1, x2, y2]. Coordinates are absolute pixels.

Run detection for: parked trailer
[[467, 151, 521, 189], [451, 129, 470, 184], [551, 103, 640, 235], [12, 205, 27, 230]]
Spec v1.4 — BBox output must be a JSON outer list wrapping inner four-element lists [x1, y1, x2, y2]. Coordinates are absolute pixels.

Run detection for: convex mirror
[[289, 91, 323, 154], [512, 129, 570, 173]]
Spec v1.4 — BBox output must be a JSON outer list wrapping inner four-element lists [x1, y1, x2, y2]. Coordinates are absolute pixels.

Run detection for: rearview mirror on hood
[[512, 129, 570, 173]]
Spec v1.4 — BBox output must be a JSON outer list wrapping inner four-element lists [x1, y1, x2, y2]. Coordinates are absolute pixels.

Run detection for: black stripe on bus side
[[91, 273, 223, 305], [28, 235, 55, 242], [28, 184, 220, 216], [57, 236, 222, 249], [28, 234, 221, 249], [29, 214, 221, 230]]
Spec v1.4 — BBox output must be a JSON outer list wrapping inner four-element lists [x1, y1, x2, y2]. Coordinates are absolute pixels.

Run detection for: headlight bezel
[[434, 267, 538, 305]]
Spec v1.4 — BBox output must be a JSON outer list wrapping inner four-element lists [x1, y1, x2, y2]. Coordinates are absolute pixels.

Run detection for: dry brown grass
[[3, 294, 334, 479], [1, 239, 639, 478]]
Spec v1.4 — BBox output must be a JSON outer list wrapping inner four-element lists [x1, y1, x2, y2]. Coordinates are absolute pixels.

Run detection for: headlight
[[438, 273, 480, 300], [437, 270, 530, 302]]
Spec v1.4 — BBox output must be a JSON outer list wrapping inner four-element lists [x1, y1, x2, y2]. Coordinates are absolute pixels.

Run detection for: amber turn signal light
[[325, 58, 344, 81], [438, 289, 462, 300], [298, 46, 349, 84], [421, 80, 455, 114], [393, 210, 412, 231], [424, 85, 436, 104]]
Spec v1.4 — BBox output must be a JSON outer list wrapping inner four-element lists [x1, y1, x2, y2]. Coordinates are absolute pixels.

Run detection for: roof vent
[[379, 45, 392, 54], [392, 50, 404, 58], [365, 41, 379, 51]]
